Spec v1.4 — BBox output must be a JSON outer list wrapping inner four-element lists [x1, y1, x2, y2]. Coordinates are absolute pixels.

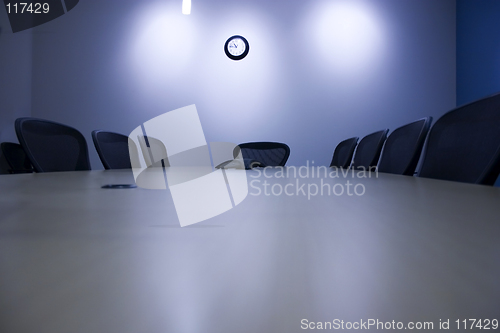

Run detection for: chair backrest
[[351, 129, 389, 170], [330, 137, 358, 169], [0, 142, 33, 174], [92, 130, 137, 169], [418, 93, 500, 185], [234, 142, 290, 169], [15, 117, 91, 173], [378, 117, 432, 176]]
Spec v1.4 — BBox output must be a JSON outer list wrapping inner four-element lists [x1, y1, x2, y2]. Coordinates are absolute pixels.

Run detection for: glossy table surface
[[1, 169, 499, 333]]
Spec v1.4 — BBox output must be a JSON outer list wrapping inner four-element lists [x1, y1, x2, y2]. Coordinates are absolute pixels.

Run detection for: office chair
[[0, 142, 33, 174], [234, 142, 290, 169], [418, 93, 500, 185], [329, 137, 358, 169], [92, 130, 138, 169], [15, 117, 91, 172], [351, 129, 389, 171], [378, 117, 432, 176]]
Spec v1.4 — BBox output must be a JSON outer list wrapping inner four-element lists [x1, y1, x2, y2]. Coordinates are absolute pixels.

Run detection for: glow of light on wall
[[126, 3, 198, 94], [199, 8, 281, 133], [122, 2, 282, 139], [182, 0, 191, 15], [308, 1, 386, 75]]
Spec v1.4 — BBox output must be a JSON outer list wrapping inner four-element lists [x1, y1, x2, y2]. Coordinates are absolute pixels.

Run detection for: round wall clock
[[224, 35, 249, 61]]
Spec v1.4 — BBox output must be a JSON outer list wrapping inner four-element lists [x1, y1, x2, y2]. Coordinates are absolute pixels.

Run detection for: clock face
[[224, 35, 249, 60], [228, 38, 246, 56]]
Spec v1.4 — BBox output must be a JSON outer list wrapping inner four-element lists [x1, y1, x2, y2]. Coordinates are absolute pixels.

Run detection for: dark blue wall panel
[[457, 0, 500, 106]]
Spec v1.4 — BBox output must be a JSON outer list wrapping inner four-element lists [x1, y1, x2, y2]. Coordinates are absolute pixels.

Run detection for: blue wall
[[26, 0, 456, 168], [457, 0, 500, 106], [1, 0, 456, 169], [0, 10, 32, 143]]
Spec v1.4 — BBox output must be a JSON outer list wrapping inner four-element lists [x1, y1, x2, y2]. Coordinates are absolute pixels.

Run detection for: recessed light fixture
[[182, 0, 191, 15]]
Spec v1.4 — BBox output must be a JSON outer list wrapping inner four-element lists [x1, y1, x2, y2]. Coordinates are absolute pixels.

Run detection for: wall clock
[[224, 35, 249, 61]]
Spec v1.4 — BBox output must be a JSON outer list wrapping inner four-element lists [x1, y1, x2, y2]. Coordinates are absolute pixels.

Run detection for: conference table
[[1, 168, 499, 333]]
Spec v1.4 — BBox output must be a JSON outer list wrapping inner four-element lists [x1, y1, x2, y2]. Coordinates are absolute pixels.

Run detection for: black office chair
[[418, 93, 500, 185], [351, 129, 389, 170], [92, 130, 137, 169], [15, 117, 91, 172], [234, 142, 290, 169], [378, 117, 432, 176], [0, 142, 33, 174], [329, 137, 358, 169]]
